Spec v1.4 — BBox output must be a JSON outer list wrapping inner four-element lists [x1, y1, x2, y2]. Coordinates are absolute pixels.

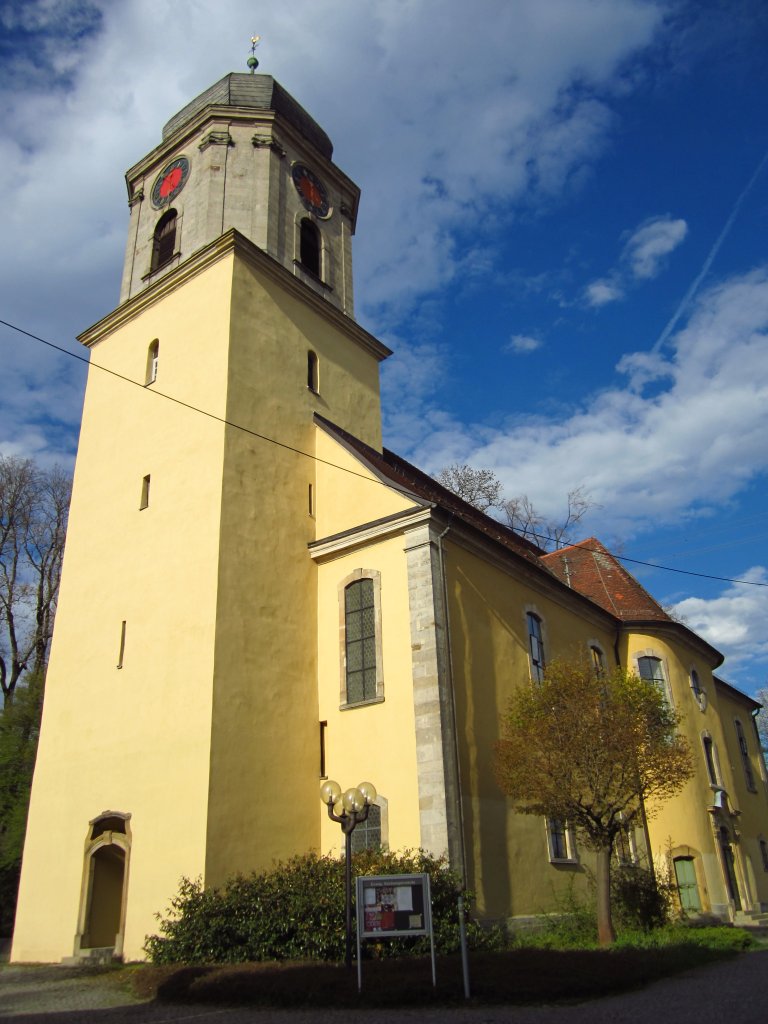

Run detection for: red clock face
[[151, 157, 190, 209], [291, 163, 330, 218]]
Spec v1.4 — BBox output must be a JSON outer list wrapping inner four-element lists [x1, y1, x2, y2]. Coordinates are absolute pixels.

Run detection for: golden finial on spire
[[247, 35, 261, 73]]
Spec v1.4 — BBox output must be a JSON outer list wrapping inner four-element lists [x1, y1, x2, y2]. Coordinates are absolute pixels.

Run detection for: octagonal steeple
[[120, 73, 360, 316]]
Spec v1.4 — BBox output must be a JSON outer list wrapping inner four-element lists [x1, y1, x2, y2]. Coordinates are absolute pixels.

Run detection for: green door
[[674, 857, 701, 913]]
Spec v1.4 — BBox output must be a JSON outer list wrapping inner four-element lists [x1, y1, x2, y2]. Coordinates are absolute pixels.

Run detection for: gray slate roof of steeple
[[162, 73, 333, 159]]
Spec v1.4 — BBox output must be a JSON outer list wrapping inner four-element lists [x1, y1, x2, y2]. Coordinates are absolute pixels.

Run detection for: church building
[[12, 69, 768, 963]]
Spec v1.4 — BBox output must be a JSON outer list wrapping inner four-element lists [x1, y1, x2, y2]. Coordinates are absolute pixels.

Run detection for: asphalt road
[[1, 950, 767, 1024]]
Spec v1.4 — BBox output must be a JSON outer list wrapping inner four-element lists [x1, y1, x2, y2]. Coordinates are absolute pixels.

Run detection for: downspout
[[436, 520, 468, 887]]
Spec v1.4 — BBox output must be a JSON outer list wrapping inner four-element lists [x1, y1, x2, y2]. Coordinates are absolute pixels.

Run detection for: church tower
[[12, 67, 390, 963]]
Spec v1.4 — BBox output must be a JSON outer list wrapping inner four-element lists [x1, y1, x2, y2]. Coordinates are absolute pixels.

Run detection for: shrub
[[144, 849, 502, 964], [611, 863, 671, 932]]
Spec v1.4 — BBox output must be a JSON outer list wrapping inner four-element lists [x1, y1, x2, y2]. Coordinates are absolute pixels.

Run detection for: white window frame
[[633, 650, 673, 706], [545, 817, 578, 864]]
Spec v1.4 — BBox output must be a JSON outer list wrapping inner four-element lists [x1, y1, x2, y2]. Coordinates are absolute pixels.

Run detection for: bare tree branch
[[434, 464, 503, 512], [0, 456, 71, 703]]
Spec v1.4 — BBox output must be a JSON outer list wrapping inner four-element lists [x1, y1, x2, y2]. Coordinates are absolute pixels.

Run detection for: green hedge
[[144, 849, 502, 964]]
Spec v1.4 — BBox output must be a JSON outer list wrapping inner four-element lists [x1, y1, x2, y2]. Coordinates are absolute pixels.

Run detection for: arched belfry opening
[[299, 218, 321, 277], [151, 209, 178, 272], [74, 812, 131, 959]]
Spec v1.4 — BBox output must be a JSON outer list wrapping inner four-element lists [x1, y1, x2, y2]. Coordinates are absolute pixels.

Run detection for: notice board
[[356, 873, 432, 939]]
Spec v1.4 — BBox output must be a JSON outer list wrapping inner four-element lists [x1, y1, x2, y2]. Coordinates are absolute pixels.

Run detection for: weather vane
[[247, 34, 261, 73]]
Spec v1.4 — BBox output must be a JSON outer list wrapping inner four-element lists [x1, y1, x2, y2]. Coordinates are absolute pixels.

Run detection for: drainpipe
[[436, 521, 468, 887]]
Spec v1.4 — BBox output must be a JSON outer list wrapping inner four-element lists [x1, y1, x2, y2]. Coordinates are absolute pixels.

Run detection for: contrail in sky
[[651, 147, 768, 354]]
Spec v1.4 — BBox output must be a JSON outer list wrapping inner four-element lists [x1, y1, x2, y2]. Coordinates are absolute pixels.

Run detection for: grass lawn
[[127, 927, 759, 1008]]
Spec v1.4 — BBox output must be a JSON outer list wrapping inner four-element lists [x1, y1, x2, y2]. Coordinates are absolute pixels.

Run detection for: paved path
[[1, 950, 767, 1023]]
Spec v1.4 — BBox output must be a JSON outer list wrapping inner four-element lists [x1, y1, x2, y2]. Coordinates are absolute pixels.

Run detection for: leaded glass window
[[345, 579, 377, 704], [351, 804, 382, 852]]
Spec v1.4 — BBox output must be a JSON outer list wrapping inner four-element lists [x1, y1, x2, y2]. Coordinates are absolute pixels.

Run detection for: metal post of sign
[[356, 873, 436, 993], [457, 893, 471, 998], [356, 909, 363, 993]]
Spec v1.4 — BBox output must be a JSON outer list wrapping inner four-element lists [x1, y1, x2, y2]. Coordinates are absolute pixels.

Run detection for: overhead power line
[[2, 316, 767, 590]]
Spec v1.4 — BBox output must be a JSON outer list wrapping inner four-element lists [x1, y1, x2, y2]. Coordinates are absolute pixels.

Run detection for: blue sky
[[0, 0, 767, 693]]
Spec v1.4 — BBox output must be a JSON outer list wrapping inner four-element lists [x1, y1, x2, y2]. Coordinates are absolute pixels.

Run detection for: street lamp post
[[320, 779, 377, 969]]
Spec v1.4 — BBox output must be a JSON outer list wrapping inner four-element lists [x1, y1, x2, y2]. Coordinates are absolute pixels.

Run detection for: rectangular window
[[140, 474, 150, 510], [546, 818, 575, 862], [345, 578, 377, 704], [308, 483, 314, 516], [760, 839, 768, 872]]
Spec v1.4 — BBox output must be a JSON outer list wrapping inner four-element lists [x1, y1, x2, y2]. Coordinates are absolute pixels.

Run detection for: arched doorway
[[74, 812, 131, 959], [85, 844, 126, 947]]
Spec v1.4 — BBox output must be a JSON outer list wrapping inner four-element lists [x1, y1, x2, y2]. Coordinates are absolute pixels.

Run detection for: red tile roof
[[541, 537, 671, 622]]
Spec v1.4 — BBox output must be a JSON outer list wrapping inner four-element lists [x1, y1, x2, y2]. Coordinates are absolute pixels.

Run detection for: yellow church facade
[[12, 72, 768, 963]]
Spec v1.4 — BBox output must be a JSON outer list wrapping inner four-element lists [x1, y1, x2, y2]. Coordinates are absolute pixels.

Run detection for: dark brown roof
[[541, 537, 671, 622], [314, 414, 545, 568]]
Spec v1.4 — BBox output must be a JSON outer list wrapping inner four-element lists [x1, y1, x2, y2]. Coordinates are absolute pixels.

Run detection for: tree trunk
[[595, 844, 615, 946]]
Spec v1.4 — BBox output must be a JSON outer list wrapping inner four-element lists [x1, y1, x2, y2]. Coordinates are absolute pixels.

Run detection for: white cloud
[[507, 334, 543, 354], [669, 567, 768, 684], [583, 214, 688, 309], [585, 277, 625, 306], [623, 215, 689, 280], [412, 266, 768, 539]]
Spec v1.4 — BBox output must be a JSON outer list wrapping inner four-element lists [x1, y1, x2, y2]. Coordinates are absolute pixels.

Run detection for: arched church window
[[299, 218, 321, 277], [146, 340, 159, 385], [307, 350, 319, 392], [151, 209, 177, 271], [351, 803, 382, 852]]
